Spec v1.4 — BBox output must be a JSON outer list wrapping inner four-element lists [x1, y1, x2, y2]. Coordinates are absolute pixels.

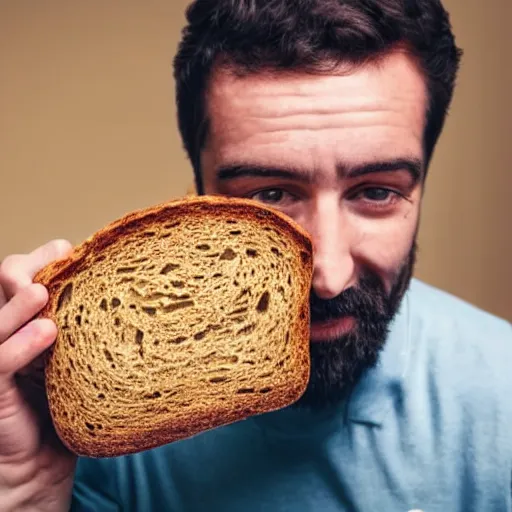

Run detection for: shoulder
[[405, 278, 512, 400], [407, 278, 511, 343]]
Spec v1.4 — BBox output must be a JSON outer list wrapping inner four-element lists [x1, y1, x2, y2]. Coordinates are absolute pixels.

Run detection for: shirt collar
[[346, 284, 412, 426]]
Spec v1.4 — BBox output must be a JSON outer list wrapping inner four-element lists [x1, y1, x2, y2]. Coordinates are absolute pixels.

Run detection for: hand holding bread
[[0, 240, 77, 512]]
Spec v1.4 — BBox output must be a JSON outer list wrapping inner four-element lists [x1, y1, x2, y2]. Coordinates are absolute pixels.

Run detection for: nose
[[306, 198, 355, 300]]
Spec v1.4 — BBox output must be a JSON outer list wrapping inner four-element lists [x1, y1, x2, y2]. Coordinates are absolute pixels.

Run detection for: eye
[[360, 188, 396, 202], [249, 188, 295, 205], [348, 186, 407, 214]]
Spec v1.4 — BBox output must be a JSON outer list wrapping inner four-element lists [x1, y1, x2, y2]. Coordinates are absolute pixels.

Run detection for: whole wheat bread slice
[[34, 195, 313, 458]]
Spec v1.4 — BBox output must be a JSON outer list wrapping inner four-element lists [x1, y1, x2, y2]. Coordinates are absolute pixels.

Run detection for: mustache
[[309, 272, 388, 323]]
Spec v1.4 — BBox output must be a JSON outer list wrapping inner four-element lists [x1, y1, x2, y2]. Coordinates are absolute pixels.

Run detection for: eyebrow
[[216, 158, 423, 185]]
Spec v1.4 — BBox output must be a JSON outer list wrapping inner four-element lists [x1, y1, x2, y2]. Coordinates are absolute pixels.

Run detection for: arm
[[0, 241, 76, 511]]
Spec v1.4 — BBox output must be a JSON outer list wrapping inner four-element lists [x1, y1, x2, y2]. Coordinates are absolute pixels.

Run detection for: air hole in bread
[[237, 288, 250, 299], [160, 263, 180, 275], [154, 340, 160, 346], [237, 324, 256, 336], [196, 244, 211, 251], [104, 349, 114, 362], [171, 281, 185, 288], [246, 249, 258, 258], [75, 315, 82, 326], [213, 273, 223, 278], [129, 304, 136, 310], [142, 307, 156, 316], [100, 298, 108, 311], [210, 376, 229, 383], [141, 231, 156, 238], [116, 266, 137, 274], [135, 329, 144, 345], [114, 318, 121, 327], [132, 257, 149, 264], [87, 364, 93, 374], [66, 333, 76, 348], [219, 248, 237, 261], [230, 230, 242, 235], [256, 291, 270, 313], [237, 388, 255, 394], [260, 387, 272, 393], [226, 220, 238, 224], [69, 358, 76, 370], [285, 332, 290, 344], [194, 275, 205, 280], [98, 393, 105, 400], [267, 325, 277, 336], [145, 391, 161, 399], [111, 298, 121, 308], [243, 360, 255, 365], [288, 274, 292, 285], [169, 336, 187, 345], [163, 300, 195, 313], [194, 330, 208, 341], [85, 422, 95, 431], [271, 247, 281, 257], [229, 307, 248, 316]]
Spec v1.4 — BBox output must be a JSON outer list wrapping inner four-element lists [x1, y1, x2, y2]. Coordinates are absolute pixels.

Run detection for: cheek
[[350, 208, 419, 288]]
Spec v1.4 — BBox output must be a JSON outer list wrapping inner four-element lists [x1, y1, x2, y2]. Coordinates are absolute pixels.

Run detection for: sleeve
[[69, 457, 122, 512]]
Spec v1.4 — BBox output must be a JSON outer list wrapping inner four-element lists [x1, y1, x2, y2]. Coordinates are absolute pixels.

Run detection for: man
[[0, 0, 511, 510]]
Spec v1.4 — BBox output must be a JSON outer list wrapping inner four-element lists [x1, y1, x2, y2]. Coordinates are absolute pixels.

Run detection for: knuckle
[[0, 255, 23, 284], [26, 283, 49, 307], [22, 320, 52, 342]]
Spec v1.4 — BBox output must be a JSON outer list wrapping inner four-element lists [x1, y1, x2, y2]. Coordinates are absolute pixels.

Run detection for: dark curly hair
[[173, 0, 463, 194]]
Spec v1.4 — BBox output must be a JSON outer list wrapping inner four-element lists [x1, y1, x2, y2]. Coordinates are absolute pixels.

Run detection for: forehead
[[203, 51, 427, 171]]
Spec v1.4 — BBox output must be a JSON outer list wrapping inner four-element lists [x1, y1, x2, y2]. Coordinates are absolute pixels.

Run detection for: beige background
[[0, 0, 510, 321]]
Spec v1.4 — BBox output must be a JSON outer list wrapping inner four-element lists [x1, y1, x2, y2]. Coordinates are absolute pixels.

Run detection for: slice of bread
[[34, 195, 313, 458]]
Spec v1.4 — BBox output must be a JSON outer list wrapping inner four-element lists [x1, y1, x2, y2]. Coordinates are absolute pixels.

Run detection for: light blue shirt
[[71, 279, 512, 511]]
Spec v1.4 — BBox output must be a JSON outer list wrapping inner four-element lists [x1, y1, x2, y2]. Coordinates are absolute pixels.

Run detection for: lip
[[310, 316, 356, 342]]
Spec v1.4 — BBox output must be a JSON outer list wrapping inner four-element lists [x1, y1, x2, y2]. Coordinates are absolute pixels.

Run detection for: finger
[[27, 239, 74, 277], [0, 240, 73, 299], [0, 284, 49, 344], [0, 319, 57, 377], [0, 284, 6, 309]]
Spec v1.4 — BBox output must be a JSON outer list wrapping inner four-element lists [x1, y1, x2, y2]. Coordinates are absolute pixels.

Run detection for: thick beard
[[294, 241, 417, 410]]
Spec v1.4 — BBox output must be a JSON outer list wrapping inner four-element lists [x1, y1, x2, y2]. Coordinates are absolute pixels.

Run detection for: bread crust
[[34, 195, 313, 457]]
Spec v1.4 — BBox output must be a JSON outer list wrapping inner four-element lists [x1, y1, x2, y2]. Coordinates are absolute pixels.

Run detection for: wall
[[0, 0, 510, 320]]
